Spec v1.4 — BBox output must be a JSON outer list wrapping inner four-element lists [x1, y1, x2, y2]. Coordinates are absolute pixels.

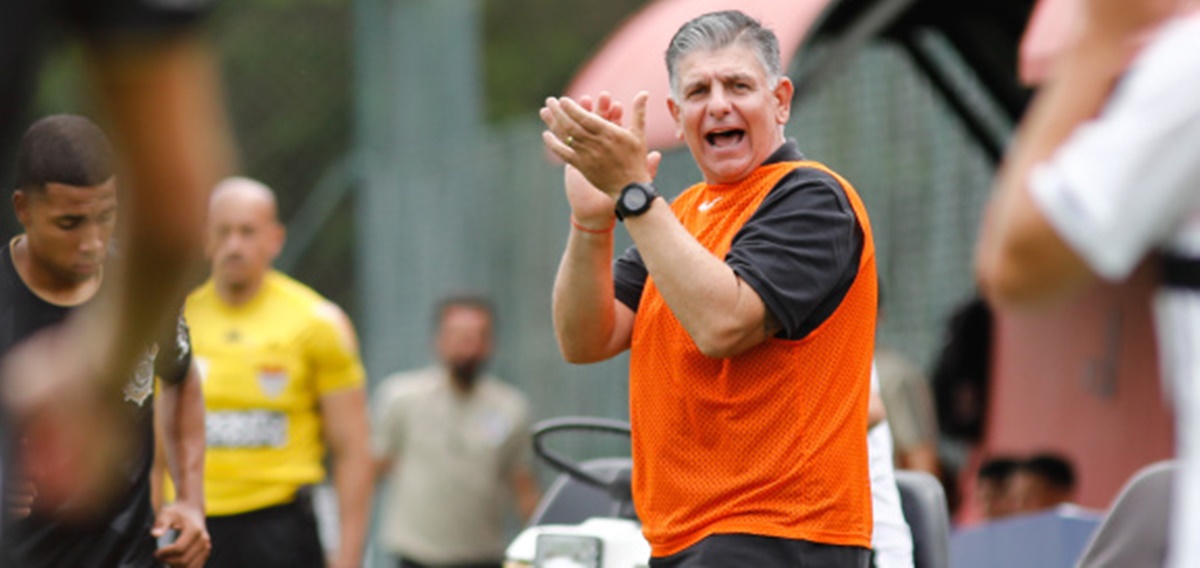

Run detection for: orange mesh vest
[[629, 161, 877, 556]]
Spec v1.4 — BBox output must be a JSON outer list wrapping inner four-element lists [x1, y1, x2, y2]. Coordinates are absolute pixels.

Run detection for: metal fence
[[22, 0, 998, 459], [354, 37, 1001, 560], [401, 40, 1003, 426]]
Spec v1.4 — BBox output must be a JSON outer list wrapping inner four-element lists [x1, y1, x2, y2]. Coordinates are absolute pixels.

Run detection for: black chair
[[895, 469, 951, 568], [528, 457, 635, 526]]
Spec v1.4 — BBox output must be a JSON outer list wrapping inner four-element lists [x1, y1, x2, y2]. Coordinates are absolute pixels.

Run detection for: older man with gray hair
[[541, 9, 877, 567]]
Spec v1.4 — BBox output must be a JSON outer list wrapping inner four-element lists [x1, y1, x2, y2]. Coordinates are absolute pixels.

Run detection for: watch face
[[623, 188, 648, 211]]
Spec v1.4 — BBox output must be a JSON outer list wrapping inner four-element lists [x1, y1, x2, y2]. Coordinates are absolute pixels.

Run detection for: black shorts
[[649, 534, 871, 568], [206, 497, 326, 568]]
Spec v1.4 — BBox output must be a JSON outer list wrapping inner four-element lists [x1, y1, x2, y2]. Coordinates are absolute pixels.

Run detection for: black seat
[[528, 457, 635, 526], [895, 469, 951, 568]]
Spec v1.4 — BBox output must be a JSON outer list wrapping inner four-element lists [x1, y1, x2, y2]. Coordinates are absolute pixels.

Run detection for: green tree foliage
[[484, 0, 651, 121], [22, 0, 649, 313]]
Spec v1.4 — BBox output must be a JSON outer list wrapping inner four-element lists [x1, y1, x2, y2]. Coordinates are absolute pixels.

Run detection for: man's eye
[[57, 220, 81, 230]]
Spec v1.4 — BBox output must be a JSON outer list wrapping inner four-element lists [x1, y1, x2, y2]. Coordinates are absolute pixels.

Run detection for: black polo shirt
[[614, 140, 865, 341]]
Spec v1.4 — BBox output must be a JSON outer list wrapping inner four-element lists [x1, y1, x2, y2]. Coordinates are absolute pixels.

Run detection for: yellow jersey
[[185, 270, 365, 516]]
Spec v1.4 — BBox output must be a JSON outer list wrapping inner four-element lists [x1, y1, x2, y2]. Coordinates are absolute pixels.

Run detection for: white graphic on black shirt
[[125, 344, 158, 406]]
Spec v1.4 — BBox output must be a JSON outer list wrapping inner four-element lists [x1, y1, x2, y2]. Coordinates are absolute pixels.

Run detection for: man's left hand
[[152, 502, 211, 568], [540, 91, 653, 195]]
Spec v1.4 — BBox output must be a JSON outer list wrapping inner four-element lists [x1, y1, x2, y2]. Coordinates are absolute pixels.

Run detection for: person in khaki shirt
[[373, 296, 540, 568]]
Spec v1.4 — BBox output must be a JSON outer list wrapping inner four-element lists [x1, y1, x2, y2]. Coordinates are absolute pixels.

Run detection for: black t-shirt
[[0, 0, 211, 187], [0, 2, 206, 563], [614, 140, 864, 340], [0, 242, 192, 567]]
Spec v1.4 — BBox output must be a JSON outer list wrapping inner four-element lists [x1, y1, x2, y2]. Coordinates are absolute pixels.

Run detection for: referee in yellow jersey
[[184, 177, 372, 568]]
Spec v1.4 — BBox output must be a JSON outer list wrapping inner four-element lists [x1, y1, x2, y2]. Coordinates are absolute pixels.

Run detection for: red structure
[[968, 267, 1175, 520]]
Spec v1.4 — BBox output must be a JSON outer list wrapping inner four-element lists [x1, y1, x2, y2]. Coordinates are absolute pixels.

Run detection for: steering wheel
[[531, 416, 632, 501]]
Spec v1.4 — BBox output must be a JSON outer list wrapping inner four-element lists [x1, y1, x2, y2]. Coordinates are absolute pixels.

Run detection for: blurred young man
[[0, 0, 229, 529], [373, 296, 540, 568], [542, 10, 876, 567], [186, 177, 371, 568], [976, 0, 1200, 565], [0, 115, 209, 568]]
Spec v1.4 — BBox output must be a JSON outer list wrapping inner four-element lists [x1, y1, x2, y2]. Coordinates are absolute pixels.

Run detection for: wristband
[[570, 215, 616, 234]]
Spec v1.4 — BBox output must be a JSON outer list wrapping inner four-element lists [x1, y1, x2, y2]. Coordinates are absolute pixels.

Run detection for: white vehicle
[[503, 417, 650, 568]]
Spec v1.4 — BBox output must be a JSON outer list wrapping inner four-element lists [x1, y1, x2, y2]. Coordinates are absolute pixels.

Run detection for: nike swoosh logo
[[698, 197, 722, 212]]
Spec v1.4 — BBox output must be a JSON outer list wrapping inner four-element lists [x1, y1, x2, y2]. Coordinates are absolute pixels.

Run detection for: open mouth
[[705, 129, 745, 148]]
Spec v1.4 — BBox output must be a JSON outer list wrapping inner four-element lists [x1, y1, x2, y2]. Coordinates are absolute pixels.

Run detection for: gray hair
[[665, 10, 783, 99]]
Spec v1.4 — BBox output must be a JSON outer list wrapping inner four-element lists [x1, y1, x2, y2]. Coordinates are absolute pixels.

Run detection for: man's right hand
[[153, 501, 211, 568]]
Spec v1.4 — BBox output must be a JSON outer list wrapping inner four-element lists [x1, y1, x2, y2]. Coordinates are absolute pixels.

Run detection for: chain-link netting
[[17, 1, 1007, 560], [456, 41, 1004, 422], [417, 36, 1008, 497], [790, 38, 1003, 372]]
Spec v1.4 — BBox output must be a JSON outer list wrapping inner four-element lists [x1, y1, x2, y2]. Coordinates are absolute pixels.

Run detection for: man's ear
[[13, 190, 31, 228], [667, 97, 684, 140], [773, 77, 794, 125], [268, 223, 286, 261], [202, 225, 217, 262]]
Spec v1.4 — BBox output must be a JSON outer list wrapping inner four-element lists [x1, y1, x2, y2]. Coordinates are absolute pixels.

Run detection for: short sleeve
[[725, 167, 863, 340], [1028, 18, 1200, 280], [154, 313, 193, 386], [307, 302, 366, 395], [499, 396, 534, 477], [613, 245, 648, 311], [370, 378, 406, 459]]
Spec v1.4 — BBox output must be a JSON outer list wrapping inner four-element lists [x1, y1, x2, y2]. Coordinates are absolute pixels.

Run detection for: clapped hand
[[541, 91, 656, 198]]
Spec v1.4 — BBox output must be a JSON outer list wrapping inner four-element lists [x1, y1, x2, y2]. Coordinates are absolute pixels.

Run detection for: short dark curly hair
[[1022, 453, 1076, 492], [15, 114, 114, 195]]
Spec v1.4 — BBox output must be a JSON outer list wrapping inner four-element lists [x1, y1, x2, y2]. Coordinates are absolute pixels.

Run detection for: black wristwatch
[[615, 182, 659, 221]]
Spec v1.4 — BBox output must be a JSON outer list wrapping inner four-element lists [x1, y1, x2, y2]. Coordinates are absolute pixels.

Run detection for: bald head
[[206, 177, 285, 304], [210, 176, 279, 221]]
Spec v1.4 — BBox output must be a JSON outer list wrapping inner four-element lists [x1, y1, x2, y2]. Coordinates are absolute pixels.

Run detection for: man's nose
[[222, 233, 246, 253], [708, 86, 732, 117], [80, 225, 105, 253]]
